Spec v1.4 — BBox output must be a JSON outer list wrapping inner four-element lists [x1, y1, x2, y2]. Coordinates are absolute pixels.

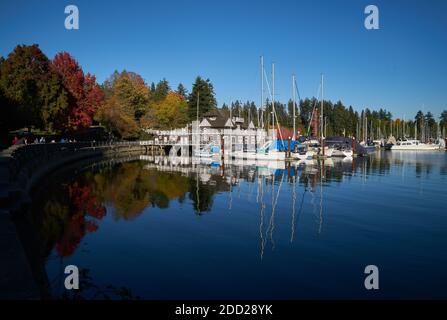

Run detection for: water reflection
[[30, 150, 447, 299], [35, 152, 447, 258]]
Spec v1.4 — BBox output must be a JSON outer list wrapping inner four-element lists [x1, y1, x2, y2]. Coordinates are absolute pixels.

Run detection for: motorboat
[[332, 144, 353, 157], [193, 143, 221, 158], [291, 144, 315, 160], [390, 139, 441, 151]]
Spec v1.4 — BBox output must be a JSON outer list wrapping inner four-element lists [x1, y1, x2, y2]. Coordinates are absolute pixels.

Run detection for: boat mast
[[261, 56, 264, 130], [196, 91, 200, 150], [321, 73, 324, 156], [415, 119, 417, 140], [272, 63, 275, 141], [365, 116, 368, 142], [292, 74, 296, 140]]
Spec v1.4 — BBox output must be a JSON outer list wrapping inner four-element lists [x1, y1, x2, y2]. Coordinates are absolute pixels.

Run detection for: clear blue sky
[[1, 0, 446, 119]]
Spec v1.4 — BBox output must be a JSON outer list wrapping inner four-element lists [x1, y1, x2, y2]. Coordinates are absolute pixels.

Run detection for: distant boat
[[291, 144, 315, 160], [255, 140, 286, 161], [332, 146, 353, 158], [325, 137, 354, 158], [194, 143, 221, 158], [359, 141, 377, 154], [300, 138, 336, 157], [390, 139, 441, 151]]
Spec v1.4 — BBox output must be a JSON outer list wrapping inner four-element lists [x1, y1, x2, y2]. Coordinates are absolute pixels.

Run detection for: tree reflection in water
[[35, 155, 398, 262], [30, 151, 446, 298]]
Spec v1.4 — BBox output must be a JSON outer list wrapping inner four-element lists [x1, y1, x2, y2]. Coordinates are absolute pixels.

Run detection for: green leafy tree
[[96, 71, 150, 139], [142, 92, 188, 130], [0, 44, 58, 130]]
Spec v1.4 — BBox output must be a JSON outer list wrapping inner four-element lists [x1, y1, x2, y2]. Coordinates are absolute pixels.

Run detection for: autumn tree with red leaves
[[51, 52, 104, 131]]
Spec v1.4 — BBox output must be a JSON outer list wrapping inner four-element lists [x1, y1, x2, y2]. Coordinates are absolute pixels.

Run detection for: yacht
[[390, 139, 441, 151], [332, 146, 353, 157], [291, 144, 315, 160]]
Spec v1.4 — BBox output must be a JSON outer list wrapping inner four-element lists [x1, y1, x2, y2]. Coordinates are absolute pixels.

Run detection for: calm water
[[30, 151, 447, 299]]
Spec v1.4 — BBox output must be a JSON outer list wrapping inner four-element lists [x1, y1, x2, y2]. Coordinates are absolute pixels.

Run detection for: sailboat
[[235, 58, 285, 161], [317, 74, 334, 158], [289, 74, 316, 160], [255, 62, 286, 161]]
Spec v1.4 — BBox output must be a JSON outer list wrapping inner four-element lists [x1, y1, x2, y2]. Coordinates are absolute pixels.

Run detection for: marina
[[1, 0, 447, 305]]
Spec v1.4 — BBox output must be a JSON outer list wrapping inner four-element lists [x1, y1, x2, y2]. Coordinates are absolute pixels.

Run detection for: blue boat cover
[[269, 140, 299, 152]]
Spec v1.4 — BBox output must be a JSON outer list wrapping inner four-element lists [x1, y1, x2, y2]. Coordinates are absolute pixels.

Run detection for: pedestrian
[[12, 136, 18, 145]]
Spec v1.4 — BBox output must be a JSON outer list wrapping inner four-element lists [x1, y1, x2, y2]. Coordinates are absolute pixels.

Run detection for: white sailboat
[[318, 74, 334, 158], [255, 63, 286, 161], [290, 73, 316, 160], [233, 60, 286, 161], [255, 140, 286, 160]]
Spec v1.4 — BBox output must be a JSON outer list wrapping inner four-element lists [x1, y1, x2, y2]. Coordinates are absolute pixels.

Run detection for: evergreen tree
[[425, 112, 436, 138], [440, 110, 447, 136], [187, 76, 217, 120], [153, 78, 170, 101], [415, 110, 424, 139], [176, 83, 188, 99]]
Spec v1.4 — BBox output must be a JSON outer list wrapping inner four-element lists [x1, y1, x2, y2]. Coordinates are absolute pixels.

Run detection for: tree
[[188, 77, 217, 120], [414, 110, 424, 140], [152, 79, 170, 101], [0, 44, 57, 130], [0, 56, 16, 134], [51, 52, 104, 131], [425, 112, 436, 138], [440, 110, 447, 136], [142, 92, 188, 129], [95, 95, 139, 139], [111, 71, 150, 120], [39, 72, 71, 132], [96, 71, 150, 138], [332, 101, 347, 136], [176, 83, 188, 99]]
